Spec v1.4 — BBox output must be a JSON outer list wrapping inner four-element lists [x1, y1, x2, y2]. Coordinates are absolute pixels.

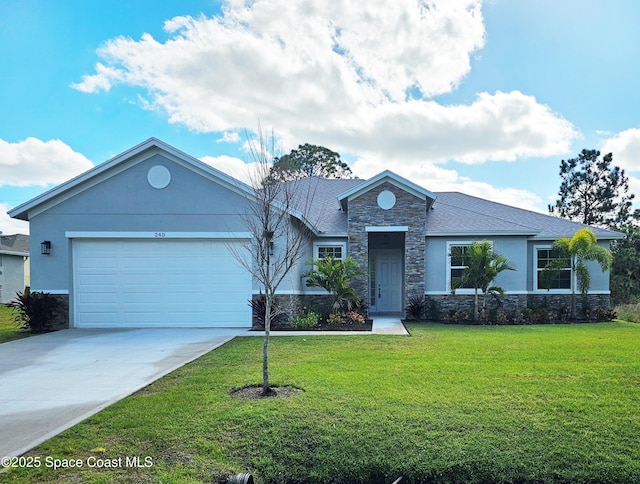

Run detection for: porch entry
[[368, 231, 405, 314]]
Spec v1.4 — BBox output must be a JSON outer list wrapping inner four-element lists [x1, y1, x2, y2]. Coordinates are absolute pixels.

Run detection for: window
[[536, 248, 571, 290], [314, 243, 346, 261], [449, 244, 474, 289]]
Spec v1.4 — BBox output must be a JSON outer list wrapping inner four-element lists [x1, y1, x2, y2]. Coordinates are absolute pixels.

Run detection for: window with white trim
[[448, 243, 474, 290], [314, 242, 346, 261], [536, 247, 571, 290]]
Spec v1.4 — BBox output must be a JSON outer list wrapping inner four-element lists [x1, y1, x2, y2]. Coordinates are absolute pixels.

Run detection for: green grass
[[4, 322, 640, 483], [0, 304, 29, 344]]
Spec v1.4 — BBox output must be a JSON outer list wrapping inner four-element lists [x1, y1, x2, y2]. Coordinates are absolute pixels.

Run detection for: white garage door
[[73, 239, 251, 328]]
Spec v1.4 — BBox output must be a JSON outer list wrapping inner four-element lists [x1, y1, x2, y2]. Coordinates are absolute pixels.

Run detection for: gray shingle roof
[[288, 177, 623, 240], [0, 234, 30, 254], [428, 192, 622, 240], [283, 177, 363, 235]]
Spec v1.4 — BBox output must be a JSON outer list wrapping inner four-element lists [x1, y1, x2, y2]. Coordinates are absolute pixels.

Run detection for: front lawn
[[4, 322, 640, 483], [0, 304, 29, 344]]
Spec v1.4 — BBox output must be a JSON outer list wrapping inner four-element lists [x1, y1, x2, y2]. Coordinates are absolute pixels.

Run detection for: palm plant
[[303, 256, 364, 312], [540, 228, 612, 319], [450, 241, 515, 322]]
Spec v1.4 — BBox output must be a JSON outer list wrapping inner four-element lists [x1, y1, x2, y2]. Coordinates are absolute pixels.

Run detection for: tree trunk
[[262, 292, 271, 396], [474, 288, 479, 322], [570, 256, 577, 320]]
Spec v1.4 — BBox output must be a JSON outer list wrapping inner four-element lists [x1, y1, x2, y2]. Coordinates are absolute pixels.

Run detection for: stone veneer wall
[[426, 294, 528, 315], [47, 293, 69, 330], [425, 293, 611, 320], [347, 182, 427, 312], [527, 293, 611, 313]]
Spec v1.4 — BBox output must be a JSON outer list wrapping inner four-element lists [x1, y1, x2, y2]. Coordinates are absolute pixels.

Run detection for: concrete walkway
[[0, 328, 243, 458], [371, 316, 409, 335]]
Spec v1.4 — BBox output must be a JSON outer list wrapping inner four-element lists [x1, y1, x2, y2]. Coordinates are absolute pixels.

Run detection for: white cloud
[[0, 203, 29, 235], [601, 128, 640, 173], [72, 0, 578, 166], [200, 155, 258, 186], [217, 131, 241, 143], [628, 175, 640, 204], [0, 137, 94, 187]]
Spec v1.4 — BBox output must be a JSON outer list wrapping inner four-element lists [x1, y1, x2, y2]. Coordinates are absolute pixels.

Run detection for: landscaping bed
[[272, 319, 372, 331]]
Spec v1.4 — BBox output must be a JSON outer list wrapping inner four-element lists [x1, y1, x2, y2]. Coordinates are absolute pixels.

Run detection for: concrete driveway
[[0, 328, 244, 458]]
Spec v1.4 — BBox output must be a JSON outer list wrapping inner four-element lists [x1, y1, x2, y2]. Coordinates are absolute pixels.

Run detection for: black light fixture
[[41, 240, 51, 255]]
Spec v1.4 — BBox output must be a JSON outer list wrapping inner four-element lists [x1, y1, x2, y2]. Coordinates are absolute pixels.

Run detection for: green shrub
[[407, 295, 427, 320], [326, 312, 345, 325], [327, 311, 366, 325], [444, 309, 473, 324], [291, 310, 321, 329], [427, 298, 442, 321], [303, 256, 364, 311], [592, 307, 617, 322], [6, 289, 59, 333], [345, 310, 365, 324]]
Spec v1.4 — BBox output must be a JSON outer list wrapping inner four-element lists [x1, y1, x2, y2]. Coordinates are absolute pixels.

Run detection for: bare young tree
[[231, 128, 316, 396]]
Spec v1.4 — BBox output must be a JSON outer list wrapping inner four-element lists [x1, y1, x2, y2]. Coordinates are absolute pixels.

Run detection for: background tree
[[540, 228, 612, 318], [548, 148, 639, 304], [231, 128, 315, 396], [269, 143, 352, 181], [610, 226, 640, 305], [548, 149, 634, 230], [450, 241, 515, 322]]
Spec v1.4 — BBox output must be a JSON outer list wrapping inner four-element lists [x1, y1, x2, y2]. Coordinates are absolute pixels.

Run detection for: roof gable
[[9, 138, 254, 221], [337, 170, 436, 211]]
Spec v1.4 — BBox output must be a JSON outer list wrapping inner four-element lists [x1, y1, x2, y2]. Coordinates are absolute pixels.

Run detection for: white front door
[[374, 249, 403, 313]]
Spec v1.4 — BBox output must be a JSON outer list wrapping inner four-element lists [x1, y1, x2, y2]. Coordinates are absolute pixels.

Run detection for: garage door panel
[[79, 258, 118, 269], [78, 313, 120, 327], [78, 293, 119, 304], [79, 273, 119, 285], [74, 239, 251, 328]]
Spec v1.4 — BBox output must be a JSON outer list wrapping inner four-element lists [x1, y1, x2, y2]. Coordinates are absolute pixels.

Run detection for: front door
[[374, 249, 403, 313]]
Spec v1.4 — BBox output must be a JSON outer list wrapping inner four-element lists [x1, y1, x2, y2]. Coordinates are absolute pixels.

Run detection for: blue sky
[[2, 0, 640, 234]]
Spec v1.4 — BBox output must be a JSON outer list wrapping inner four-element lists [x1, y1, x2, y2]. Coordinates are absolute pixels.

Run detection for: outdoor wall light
[[41, 240, 51, 255]]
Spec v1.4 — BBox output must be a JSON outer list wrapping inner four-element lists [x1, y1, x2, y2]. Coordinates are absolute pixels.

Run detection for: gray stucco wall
[[425, 236, 528, 294], [0, 254, 28, 303], [28, 153, 254, 292]]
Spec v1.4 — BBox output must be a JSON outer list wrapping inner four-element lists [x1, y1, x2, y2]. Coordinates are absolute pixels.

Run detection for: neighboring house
[[8, 138, 622, 329], [0, 234, 30, 304]]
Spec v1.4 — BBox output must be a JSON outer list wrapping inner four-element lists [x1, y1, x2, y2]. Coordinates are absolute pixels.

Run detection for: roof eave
[[425, 230, 540, 237], [531, 231, 626, 241], [0, 249, 29, 256], [8, 138, 256, 221]]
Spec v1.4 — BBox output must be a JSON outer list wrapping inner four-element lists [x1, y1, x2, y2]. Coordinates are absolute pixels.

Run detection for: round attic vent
[[147, 165, 171, 189], [377, 190, 396, 210]]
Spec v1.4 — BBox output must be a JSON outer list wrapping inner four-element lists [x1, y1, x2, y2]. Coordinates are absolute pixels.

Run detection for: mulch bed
[[230, 384, 305, 399], [262, 319, 373, 331]]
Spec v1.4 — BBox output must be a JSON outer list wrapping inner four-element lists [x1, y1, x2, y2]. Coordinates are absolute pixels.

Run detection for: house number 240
[[154, 232, 166, 238]]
